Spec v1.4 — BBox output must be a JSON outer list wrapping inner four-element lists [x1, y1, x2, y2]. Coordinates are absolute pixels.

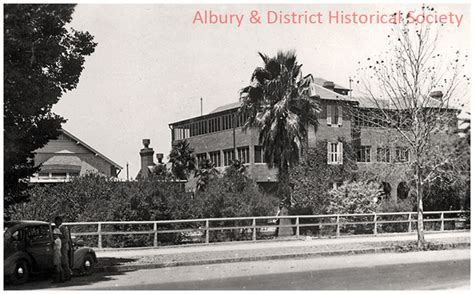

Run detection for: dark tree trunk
[[277, 163, 291, 206]]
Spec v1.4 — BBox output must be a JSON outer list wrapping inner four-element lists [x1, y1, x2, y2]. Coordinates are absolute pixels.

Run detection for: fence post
[[296, 217, 300, 238], [440, 212, 444, 231], [205, 219, 209, 244], [373, 213, 377, 236], [252, 218, 256, 241], [408, 212, 412, 233], [97, 222, 102, 249], [153, 222, 158, 247], [336, 215, 340, 238]]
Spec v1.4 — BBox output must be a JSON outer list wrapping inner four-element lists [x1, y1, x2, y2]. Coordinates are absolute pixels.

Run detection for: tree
[[355, 6, 469, 247], [239, 50, 320, 204], [422, 123, 470, 211], [194, 158, 218, 193], [4, 4, 97, 211], [168, 139, 196, 180]]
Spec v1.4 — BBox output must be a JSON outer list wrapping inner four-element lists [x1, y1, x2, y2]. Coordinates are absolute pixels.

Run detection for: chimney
[[156, 153, 164, 164], [430, 90, 443, 100], [322, 81, 335, 91], [139, 139, 154, 178]]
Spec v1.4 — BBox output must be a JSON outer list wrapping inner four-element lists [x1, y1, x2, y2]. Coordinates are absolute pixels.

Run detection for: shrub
[[325, 181, 382, 235], [325, 181, 381, 215], [10, 167, 278, 245], [376, 198, 415, 233], [191, 162, 278, 242]]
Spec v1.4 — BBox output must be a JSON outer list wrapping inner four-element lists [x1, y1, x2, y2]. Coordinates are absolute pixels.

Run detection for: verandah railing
[[64, 210, 469, 249]]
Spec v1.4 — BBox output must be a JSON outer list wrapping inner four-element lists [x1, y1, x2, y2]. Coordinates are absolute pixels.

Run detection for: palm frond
[[239, 50, 321, 170]]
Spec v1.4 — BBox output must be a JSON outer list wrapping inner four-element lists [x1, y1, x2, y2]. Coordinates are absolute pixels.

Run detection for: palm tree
[[240, 50, 320, 205], [168, 139, 196, 180]]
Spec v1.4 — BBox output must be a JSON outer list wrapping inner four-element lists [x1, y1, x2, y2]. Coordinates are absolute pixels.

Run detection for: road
[[5, 249, 470, 290]]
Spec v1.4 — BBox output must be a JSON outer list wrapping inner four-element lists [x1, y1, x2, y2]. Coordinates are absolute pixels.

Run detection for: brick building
[[168, 78, 454, 200], [30, 129, 122, 183]]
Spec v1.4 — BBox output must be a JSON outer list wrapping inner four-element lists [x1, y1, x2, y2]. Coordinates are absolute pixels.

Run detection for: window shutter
[[337, 105, 343, 126], [327, 142, 331, 164], [338, 142, 344, 164], [327, 105, 332, 125]]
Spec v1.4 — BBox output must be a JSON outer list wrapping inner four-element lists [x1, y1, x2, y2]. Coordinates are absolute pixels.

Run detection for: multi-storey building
[[168, 78, 453, 200]]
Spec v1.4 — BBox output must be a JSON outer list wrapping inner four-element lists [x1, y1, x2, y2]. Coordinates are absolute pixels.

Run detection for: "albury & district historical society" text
[[192, 10, 464, 28]]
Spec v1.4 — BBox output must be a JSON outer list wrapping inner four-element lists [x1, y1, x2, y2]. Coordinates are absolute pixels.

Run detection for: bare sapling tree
[[354, 6, 469, 247]]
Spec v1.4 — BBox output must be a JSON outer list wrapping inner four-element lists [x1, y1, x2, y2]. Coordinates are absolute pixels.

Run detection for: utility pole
[[349, 77, 353, 99], [200, 97, 203, 116], [126, 162, 129, 181], [232, 112, 236, 161]]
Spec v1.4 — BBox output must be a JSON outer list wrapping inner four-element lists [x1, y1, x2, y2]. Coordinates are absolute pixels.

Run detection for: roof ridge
[[60, 129, 122, 169]]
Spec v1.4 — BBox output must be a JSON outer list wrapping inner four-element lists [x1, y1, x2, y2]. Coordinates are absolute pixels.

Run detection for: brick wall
[[172, 99, 418, 196]]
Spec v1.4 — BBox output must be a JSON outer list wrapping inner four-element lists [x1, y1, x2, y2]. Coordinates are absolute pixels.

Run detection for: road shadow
[[97, 256, 140, 267], [4, 257, 139, 290]]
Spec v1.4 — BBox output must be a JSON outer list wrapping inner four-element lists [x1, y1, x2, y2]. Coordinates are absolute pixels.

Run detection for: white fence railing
[[64, 210, 470, 249]]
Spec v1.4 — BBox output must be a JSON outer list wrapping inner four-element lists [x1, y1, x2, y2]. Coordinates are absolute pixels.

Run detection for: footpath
[[94, 231, 470, 273]]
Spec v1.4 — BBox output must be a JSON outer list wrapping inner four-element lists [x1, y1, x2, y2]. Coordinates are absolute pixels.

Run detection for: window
[[215, 117, 221, 132], [397, 182, 410, 199], [236, 112, 248, 127], [208, 117, 221, 133], [38, 172, 50, 179], [51, 173, 67, 179], [174, 125, 190, 140], [237, 146, 250, 164], [209, 119, 214, 133], [11, 229, 24, 241], [223, 149, 235, 166], [222, 114, 233, 130], [196, 153, 207, 165], [395, 147, 409, 162], [327, 142, 343, 165], [356, 146, 371, 163], [26, 225, 51, 243], [376, 147, 391, 163], [327, 104, 343, 127], [254, 146, 264, 163], [209, 151, 221, 167]]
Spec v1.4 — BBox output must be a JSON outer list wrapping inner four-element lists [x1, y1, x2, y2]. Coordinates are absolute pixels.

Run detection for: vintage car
[[4, 220, 97, 285]]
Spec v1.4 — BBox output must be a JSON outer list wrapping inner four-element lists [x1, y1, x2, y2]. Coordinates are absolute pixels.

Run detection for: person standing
[[55, 216, 73, 281], [52, 228, 64, 283]]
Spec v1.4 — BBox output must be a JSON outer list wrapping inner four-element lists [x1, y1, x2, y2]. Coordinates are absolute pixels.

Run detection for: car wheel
[[10, 259, 30, 285], [80, 253, 95, 276]]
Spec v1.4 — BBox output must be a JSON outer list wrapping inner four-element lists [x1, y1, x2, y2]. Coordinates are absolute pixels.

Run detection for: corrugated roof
[[309, 83, 356, 102], [355, 96, 453, 110], [206, 82, 355, 115], [209, 101, 241, 113], [313, 77, 350, 90], [171, 79, 355, 125]]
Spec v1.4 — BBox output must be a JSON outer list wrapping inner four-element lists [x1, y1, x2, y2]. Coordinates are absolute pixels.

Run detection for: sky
[[52, 3, 470, 179]]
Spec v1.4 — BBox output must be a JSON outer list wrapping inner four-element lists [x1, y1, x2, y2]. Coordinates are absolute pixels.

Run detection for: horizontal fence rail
[[64, 210, 470, 249]]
